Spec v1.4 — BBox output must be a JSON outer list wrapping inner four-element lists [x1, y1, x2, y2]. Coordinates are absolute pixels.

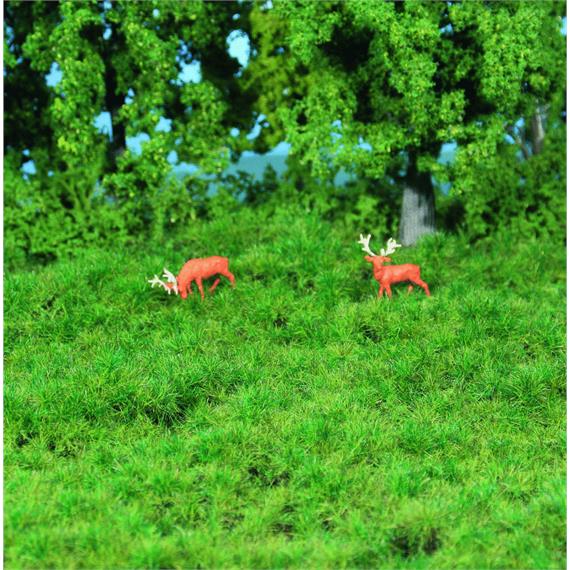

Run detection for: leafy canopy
[[252, 0, 565, 188]]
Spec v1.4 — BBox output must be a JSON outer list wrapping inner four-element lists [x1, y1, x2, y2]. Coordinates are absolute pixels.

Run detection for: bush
[[5, 132, 565, 271], [451, 134, 566, 243]]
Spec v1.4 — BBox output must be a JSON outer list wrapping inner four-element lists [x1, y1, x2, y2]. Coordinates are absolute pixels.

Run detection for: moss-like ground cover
[[5, 209, 566, 568]]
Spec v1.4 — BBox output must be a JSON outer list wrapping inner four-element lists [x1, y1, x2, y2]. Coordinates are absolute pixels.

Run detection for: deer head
[[148, 268, 179, 295], [358, 234, 401, 265]]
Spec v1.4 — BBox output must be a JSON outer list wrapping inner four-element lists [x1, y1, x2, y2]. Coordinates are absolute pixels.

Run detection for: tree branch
[[506, 125, 531, 160]]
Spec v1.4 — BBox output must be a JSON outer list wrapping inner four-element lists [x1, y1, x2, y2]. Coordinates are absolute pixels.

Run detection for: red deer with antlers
[[358, 234, 430, 298], [148, 256, 236, 300]]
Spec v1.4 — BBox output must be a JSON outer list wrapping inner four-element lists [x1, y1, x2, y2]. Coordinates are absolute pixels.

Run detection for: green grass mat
[[4, 210, 566, 568]]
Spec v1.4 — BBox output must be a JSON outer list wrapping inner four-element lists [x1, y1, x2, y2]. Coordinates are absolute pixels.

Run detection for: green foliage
[[453, 136, 566, 241], [5, 210, 566, 569], [4, 1, 58, 156], [4, 0, 254, 263], [4, 150, 113, 266], [262, 1, 466, 178], [275, 156, 402, 237], [442, 1, 566, 238], [242, 3, 310, 152], [248, 0, 565, 239], [3, 0, 566, 261]]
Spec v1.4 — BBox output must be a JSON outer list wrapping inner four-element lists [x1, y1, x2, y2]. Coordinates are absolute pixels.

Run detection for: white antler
[[358, 233, 377, 257], [162, 268, 179, 295], [147, 267, 179, 295], [380, 238, 402, 257]]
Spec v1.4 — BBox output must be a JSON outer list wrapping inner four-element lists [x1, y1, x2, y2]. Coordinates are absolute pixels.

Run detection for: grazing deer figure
[[148, 256, 236, 300], [358, 234, 430, 298]]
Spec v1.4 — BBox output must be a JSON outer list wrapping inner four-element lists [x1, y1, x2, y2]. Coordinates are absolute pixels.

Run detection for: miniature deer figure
[[148, 256, 236, 301], [358, 234, 430, 298]]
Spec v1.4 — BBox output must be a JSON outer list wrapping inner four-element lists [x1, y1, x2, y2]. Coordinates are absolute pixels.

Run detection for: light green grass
[[4, 208, 566, 569]]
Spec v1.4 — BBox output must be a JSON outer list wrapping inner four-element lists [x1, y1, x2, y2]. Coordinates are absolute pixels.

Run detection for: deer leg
[[220, 269, 236, 288], [385, 284, 393, 299], [410, 277, 431, 297], [209, 278, 221, 294], [377, 285, 385, 298], [407, 284, 414, 295], [419, 279, 431, 297], [196, 278, 205, 301]]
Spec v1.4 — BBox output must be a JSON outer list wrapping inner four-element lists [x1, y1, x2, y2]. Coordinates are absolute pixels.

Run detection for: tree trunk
[[398, 154, 436, 246], [109, 115, 126, 160], [530, 105, 545, 155], [104, 54, 126, 172]]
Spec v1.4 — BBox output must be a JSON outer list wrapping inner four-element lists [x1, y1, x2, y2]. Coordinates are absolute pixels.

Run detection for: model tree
[[253, 0, 565, 245], [5, 0, 256, 255], [448, 1, 566, 238]]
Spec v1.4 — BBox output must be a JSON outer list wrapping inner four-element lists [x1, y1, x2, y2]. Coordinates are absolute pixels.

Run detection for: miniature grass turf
[[4, 208, 566, 569]]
